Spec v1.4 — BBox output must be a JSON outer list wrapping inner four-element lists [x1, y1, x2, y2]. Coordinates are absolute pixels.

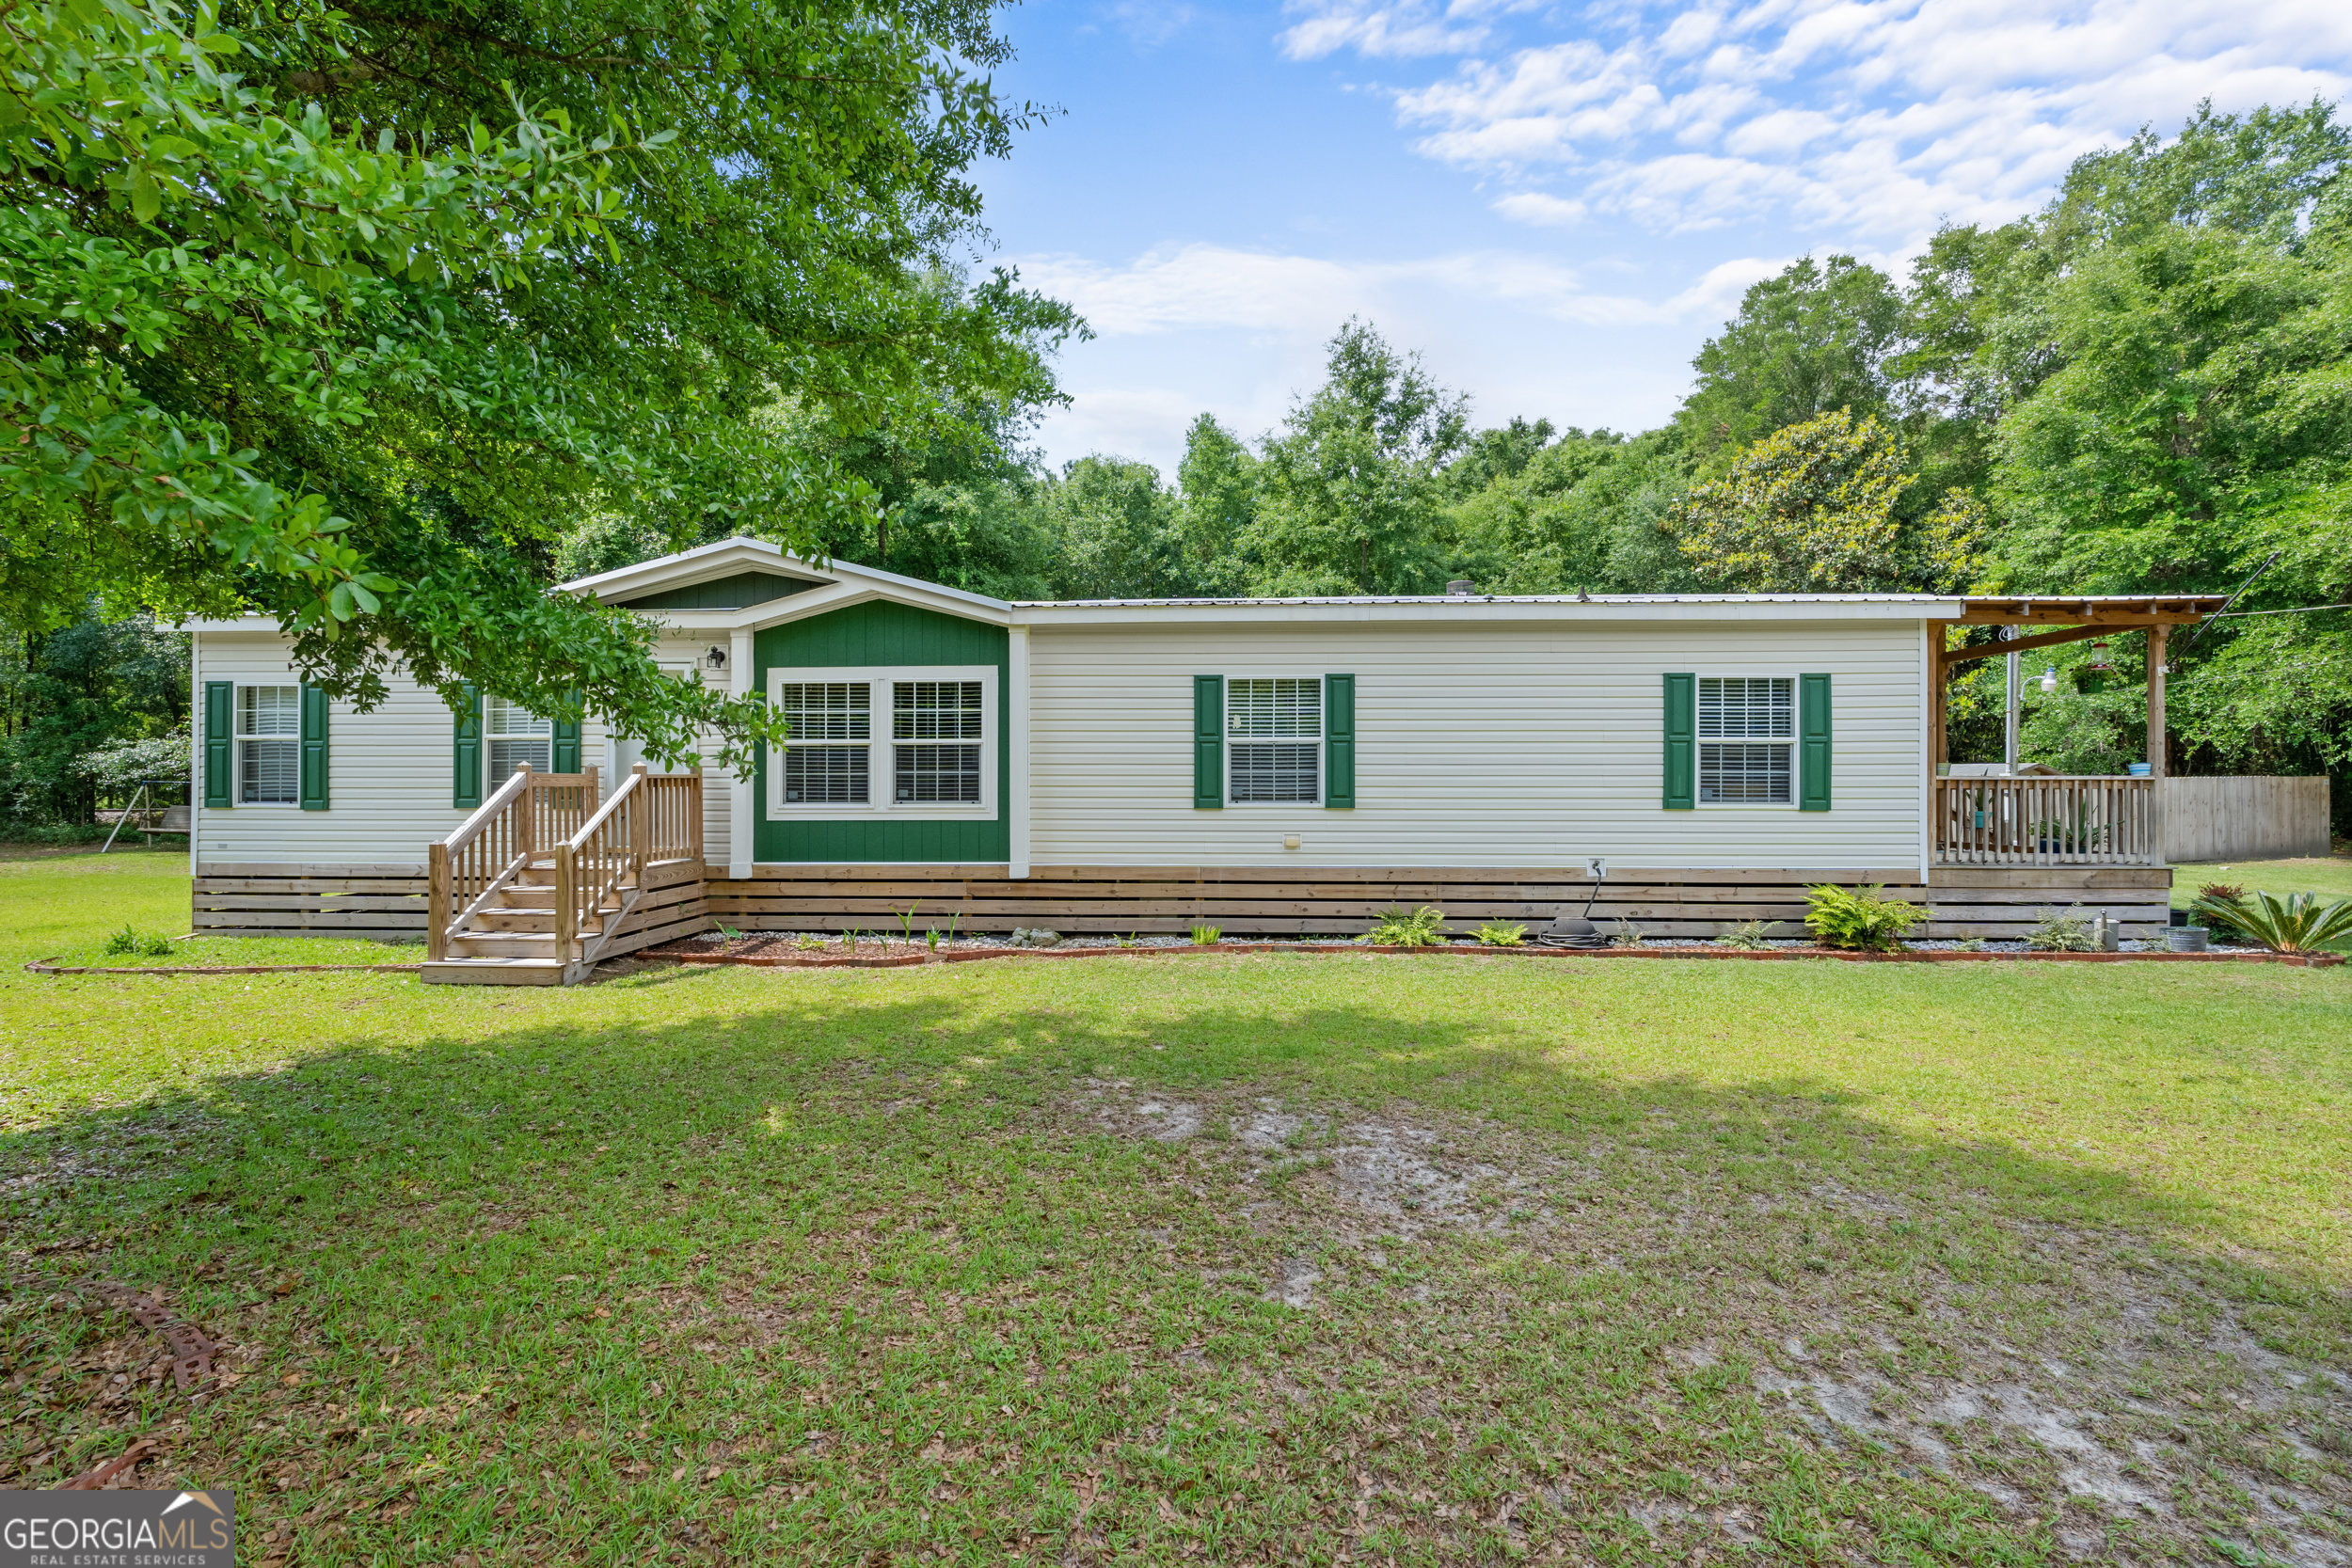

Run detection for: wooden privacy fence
[[1933, 775, 2159, 866], [2162, 776, 2331, 862]]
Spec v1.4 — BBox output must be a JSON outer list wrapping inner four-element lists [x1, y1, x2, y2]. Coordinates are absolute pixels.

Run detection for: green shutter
[[1192, 675, 1223, 809], [299, 684, 330, 811], [1799, 673, 1832, 812], [1323, 673, 1355, 808], [1662, 673, 1695, 811], [552, 691, 582, 775], [203, 680, 233, 808], [453, 682, 483, 810]]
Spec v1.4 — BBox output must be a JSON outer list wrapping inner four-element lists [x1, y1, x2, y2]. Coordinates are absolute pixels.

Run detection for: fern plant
[[2224, 892, 2352, 954], [1608, 919, 1649, 948], [1368, 904, 1446, 946], [1473, 921, 1527, 946], [1713, 918, 1774, 950], [1803, 885, 1921, 951], [2026, 907, 2098, 952], [1190, 924, 1222, 946]]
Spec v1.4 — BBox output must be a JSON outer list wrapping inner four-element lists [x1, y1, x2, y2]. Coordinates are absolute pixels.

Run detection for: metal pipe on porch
[[2147, 625, 2168, 859]]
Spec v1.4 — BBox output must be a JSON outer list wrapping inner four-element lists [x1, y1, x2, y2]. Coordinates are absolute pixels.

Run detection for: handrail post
[[689, 771, 705, 865], [515, 763, 535, 859], [628, 763, 649, 878], [428, 842, 450, 961], [555, 843, 577, 966]]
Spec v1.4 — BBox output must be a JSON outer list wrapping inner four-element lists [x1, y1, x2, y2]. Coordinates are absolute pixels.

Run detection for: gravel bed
[[691, 929, 2270, 957]]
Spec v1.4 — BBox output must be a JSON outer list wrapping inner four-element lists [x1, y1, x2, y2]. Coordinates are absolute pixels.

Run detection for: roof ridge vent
[[1445, 579, 1474, 597]]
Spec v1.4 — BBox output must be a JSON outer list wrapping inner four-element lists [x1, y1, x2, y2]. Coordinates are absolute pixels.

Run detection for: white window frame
[[1224, 673, 1323, 807], [1695, 671, 1799, 809], [236, 683, 301, 807], [764, 665, 997, 820], [485, 694, 554, 784]]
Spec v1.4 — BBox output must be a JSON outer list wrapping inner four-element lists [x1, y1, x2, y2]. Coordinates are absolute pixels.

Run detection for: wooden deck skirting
[[198, 862, 2176, 943], [705, 863, 2177, 941]]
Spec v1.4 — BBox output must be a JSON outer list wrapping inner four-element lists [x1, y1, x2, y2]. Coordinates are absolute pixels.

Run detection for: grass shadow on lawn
[[6, 981, 2350, 1566]]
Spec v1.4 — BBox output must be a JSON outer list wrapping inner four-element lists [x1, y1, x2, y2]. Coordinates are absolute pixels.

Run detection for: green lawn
[[2172, 853, 2352, 908], [5, 848, 2351, 1565]]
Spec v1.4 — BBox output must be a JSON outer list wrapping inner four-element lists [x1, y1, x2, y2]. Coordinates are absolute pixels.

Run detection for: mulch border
[[642, 942, 2345, 971]]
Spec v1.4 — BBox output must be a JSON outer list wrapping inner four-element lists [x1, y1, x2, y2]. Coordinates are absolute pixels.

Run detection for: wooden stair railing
[[427, 763, 600, 962], [559, 766, 706, 968]]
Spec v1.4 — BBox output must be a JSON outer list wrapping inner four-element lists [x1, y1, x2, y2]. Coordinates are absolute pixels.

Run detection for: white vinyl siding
[[1028, 620, 1926, 868], [190, 628, 706, 870], [1698, 676, 1794, 805], [237, 685, 300, 805]]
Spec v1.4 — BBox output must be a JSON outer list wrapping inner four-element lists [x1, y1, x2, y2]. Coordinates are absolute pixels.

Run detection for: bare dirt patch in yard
[[1062, 1077, 2352, 1564]]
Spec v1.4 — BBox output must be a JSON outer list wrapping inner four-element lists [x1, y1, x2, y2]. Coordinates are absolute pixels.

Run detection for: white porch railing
[[1932, 775, 2160, 866]]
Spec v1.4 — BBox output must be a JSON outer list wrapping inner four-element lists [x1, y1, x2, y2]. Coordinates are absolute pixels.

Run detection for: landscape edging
[[644, 942, 2344, 970]]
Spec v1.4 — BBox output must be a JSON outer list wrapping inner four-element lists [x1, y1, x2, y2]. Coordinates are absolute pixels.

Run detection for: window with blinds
[[238, 685, 300, 804], [485, 694, 553, 780], [1698, 676, 1794, 803], [780, 682, 870, 803], [893, 681, 982, 801], [765, 669, 993, 816], [1227, 677, 1321, 802]]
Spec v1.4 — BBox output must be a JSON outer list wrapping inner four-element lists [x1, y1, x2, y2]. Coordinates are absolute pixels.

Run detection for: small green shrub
[[1955, 936, 1989, 953], [1190, 924, 1222, 946], [2026, 907, 2098, 952], [1473, 921, 1526, 947], [1608, 919, 1649, 949], [1713, 918, 1774, 950], [102, 925, 172, 958], [2190, 883, 2252, 942], [1367, 904, 1446, 946], [1803, 884, 1921, 951], [2224, 891, 2352, 954]]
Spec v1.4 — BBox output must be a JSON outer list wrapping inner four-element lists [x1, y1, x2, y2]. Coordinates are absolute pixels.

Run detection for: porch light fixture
[[2040, 666, 2059, 694], [704, 645, 728, 671]]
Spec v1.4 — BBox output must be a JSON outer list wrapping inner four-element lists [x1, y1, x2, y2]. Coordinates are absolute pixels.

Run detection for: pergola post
[[2147, 625, 2169, 863]]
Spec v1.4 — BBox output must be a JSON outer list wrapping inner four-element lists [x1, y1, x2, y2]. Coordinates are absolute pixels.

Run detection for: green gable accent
[[1661, 673, 1695, 811], [615, 571, 817, 611], [1799, 673, 1832, 812], [753, 601, 1009, 863], [202, 680, 233, 808]]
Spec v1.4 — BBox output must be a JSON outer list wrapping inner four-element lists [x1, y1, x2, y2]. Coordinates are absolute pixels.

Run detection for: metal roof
[[1011, 592, 1962, 608]]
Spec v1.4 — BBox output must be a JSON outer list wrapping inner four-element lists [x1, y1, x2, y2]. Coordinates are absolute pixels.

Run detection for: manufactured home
[[183, 538, 2221, 983]]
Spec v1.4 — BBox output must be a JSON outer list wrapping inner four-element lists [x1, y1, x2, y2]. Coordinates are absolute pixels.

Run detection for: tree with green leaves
[[1667, 411, 1984, 594], [1675, 256, 1904, 467], [1446, 428, 1694, 595], [1242, 321, 1470, 596], [2, 0, 1078, 765]]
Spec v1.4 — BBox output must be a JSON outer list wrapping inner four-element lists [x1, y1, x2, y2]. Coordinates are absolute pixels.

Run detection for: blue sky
[[973, 0, 2351, 477]]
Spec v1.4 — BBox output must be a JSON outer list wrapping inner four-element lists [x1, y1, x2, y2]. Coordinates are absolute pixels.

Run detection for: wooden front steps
[[424, 765, 708, 986]]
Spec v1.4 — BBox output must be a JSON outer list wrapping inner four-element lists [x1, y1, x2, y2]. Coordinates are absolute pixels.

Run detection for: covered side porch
[[1926, 594, 2226, 937]]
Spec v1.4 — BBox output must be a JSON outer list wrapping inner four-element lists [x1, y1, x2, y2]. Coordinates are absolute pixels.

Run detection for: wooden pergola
[[1929, 595, 2226, 868], [1931, 595, 2227, 776]]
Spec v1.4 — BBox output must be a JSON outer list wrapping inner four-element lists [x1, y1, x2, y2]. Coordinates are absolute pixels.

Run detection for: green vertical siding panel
[[1662, 673, 1696, 811], [752, 602, 1009, 863], [1323, 673, 1355, 808], [299, 684, 330, 811], [1193, 674, 1223, 809], [203, 681, 233, 808], [453, 683, 483, 810], [1799, 673, 1833, 812]]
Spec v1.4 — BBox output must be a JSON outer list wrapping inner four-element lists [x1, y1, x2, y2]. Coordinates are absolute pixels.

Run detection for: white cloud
[[1009, 241, 1789, 337], [1327, 0, 2352, 236]]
